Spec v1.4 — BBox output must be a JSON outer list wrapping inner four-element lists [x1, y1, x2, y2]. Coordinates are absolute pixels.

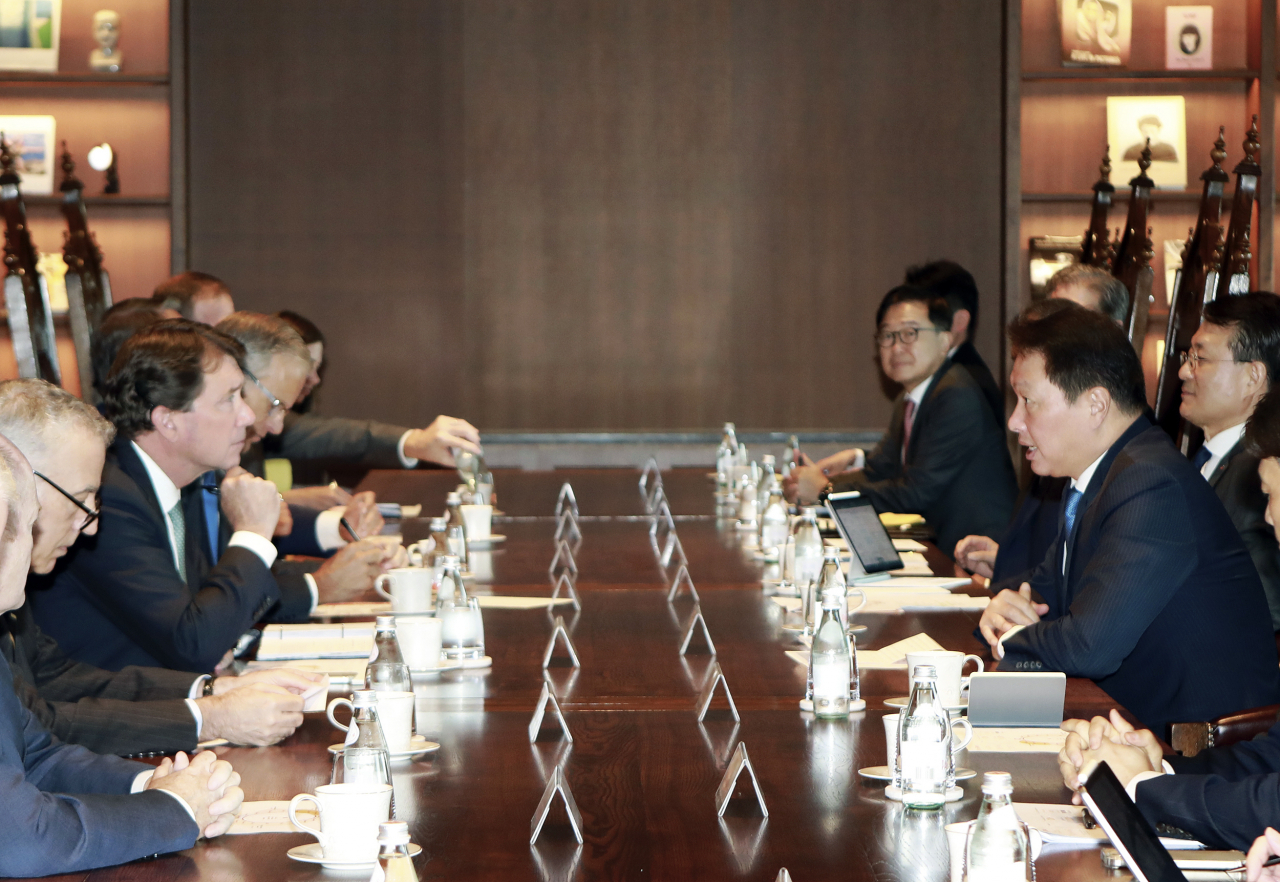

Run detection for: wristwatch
[[202, 676, 216, 697]]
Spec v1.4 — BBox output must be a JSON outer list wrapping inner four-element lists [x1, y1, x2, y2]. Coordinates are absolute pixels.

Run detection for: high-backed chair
[[1170, 704, 1280, 757], [1110, 143, 1155, 355], [58, 143, 112, 397], [1081, 146, 1116, 269], [1, 135, 60, 384]]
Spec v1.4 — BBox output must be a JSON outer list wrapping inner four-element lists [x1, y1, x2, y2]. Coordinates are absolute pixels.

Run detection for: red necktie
[[902, 399, 916, 465]]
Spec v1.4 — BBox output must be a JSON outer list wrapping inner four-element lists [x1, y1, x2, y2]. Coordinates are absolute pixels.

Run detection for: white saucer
[[885, 784, 965, 803], [410, 663, 463, 675], [328, 734, 439, 759], [859, 766, 976, 782], [799, 698, 866, 714], [287, 842, 421, 870], [448, 654, 492, 669], [884, 695, 968, 712], [468, 535, 506, 547]]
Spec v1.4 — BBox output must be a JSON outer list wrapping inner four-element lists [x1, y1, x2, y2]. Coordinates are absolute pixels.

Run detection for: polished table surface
[[36, 468, 1134, 882]]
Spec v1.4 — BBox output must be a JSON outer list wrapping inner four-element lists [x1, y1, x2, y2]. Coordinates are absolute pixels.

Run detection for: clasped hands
[[146, 750, 243, 839], [1056, 709, 1164, 803]]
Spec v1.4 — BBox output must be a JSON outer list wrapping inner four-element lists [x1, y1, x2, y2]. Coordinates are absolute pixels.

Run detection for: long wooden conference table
[[36, 468, 1136, 882]]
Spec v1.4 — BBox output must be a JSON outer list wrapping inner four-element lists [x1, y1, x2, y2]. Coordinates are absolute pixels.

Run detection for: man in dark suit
[[786, 285, 1018, 554], [1178, 291, 1280, 630], [980, 303, 1280, 736], [0, 430, 243, 876], [1, 378, 321, 755], [1057, 390, 1280, 851], [31, 321, 319, 672]]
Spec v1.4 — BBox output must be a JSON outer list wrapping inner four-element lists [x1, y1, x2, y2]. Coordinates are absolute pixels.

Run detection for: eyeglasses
[[874, 326, 946, 349], [241, 367, 285, 418], [1179, 351, 1237, 372], [33, 471, 99, 528]]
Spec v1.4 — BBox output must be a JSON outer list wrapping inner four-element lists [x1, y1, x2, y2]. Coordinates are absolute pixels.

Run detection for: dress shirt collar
[[906, 373, 935, 409], [130, 441, 182, 514], [1071, 449, 1108, 496], [1202, 422, 1246, 459]]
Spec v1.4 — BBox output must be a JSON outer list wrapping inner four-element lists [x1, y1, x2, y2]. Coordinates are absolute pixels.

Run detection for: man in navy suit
[[979, 302, 1280, 736], [1059, 390, 1280, 851], [0, 431, 243, 876]]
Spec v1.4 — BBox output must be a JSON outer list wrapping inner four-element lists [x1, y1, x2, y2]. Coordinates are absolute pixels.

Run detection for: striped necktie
[[167, 501, 188, 583], [901, 399, 917, 465], [1063, 486, 1083, 538]]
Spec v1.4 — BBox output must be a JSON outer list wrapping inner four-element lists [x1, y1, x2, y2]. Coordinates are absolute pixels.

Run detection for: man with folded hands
[[1, 378, 324, 755], [1056, 390, 1280, 852], [30, 319, 398, 673], [977, 302, 1280, 735], [0, 432, 244, 876]]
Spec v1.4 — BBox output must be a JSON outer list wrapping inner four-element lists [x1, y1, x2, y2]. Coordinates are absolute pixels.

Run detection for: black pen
[[340, 516, 361, 542], [1264, 854, 1280, 868]]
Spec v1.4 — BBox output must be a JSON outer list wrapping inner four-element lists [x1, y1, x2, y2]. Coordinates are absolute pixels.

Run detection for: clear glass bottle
[[756, 455, 779, 522], [898, 664, 950, 809], [736, 472, 758, 529], [716, 423, 738, 493], [473, 457, 494, 505], [809, 546, 847, 633], [445, 492, 467, 538], [808, 587, 851, 717], [792, 507, 825, 587], [965, 772, 1031, 882], [446, 523, 469, 572], [365, 616, 413, 692], [760, 487, 789, 552], [787, 434, 802, 468], [736, 442, 749, 490], [454, 449, 478, 493], [436, 556, 484, 660], [371, 821, 417, 882], [344, 690, 391, 751]]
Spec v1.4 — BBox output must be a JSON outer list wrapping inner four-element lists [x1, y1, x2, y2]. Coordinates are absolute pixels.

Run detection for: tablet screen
[[824, 492, 903, 574], [1080, 762, 1186, 882]]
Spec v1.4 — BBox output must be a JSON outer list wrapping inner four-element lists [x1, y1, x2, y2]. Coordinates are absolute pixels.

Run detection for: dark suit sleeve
[[268, 561, 322, 623], [1001, 467, 1197, 676], [69, 485, 284, 672], [273, 504, 326, 557], [276, 413, 410, 468], [839, 386, 993, 515]]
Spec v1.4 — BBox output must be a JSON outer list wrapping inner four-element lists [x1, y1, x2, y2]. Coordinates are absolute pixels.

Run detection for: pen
[[340, 516, 361, 542], [1264, 854, 1280, 868]]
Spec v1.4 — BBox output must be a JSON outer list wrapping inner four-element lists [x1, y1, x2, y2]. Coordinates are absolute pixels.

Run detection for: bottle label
[[794, 554, 823, 585], [899, 740, 946, 788], [966, 861, 1028, 882]]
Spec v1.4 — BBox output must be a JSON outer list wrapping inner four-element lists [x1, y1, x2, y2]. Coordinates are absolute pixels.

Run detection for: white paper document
[[788, 632, 945, 670], [1013, 803, 1206, 850], [257, 623, 373, 660], [311, 597, 574, 619], [893, 538, 927, 552], [244, 658, 367, 683], [871, 576, 973, 591], [968, 728, 1068, 753], [227, 801, 315, 835]]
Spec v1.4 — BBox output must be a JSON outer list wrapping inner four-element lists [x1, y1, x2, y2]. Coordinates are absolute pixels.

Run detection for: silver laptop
[[966, 672, 1066, 727]]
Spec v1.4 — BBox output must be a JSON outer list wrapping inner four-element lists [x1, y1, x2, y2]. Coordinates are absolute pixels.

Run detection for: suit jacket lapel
[[111, 438, 166, 526], [903, 360, 954, 465], [1207, 439, 1244, 489]]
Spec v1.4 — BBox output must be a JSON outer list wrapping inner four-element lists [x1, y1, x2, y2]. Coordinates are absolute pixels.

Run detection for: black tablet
[[1079, 761, 1187, 882], [823, 491, 903, 578]]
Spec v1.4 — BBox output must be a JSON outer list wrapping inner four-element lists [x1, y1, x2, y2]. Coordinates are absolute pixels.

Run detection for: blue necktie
[[1192, 446, 1212, 474], [200, 472, 221, 560], [1063, 486, 1083, 539]]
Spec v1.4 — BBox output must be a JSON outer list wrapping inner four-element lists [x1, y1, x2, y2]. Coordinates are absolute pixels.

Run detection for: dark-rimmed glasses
[[33, 471, 99, 528], [1178, 351, 1237, 372], [874, 326, 946, 349]]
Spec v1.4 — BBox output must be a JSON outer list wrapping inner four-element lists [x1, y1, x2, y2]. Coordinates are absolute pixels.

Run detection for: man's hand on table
[[284, 484, 352, 511], [1247, 828, 1280, 881], [196, 684, 305, 746], [313, 538, 405, 602], [339, 491, 384, 541], [979, 583, 1049, 658], [955, 535, 999, 580], [1057, 709, 1164, 802], [403, 416, 482, 467], [211, 667, 325, 697], [146, 750, 244, 838]]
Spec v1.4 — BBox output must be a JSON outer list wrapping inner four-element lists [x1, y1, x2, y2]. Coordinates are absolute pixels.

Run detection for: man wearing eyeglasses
[[1178, 291, 1280, 631], [785, 285, 1017, 555]]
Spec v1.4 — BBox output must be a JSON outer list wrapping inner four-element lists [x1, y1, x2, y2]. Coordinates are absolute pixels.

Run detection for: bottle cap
[[375, 615, 397, 631], [430, 517, 448, 529], [911, 664, 937, 680], [761, 454, 775, 466], [981, 771, 1014, 793], [823, 546, 840, 559], [441, 554, 460, 567], [352, 690, 378, 708], [377, 820, 411, 845], [446, 492, 460, 503]]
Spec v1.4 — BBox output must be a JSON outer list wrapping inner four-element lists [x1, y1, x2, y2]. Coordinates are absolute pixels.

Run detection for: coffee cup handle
[[326, 697, 354, 733], [374, 575, 394, 601], [288, 793, 326, 847], [950, 716, 973, 753], [847, 586, 867, 616], [962, 654, 985, 675]]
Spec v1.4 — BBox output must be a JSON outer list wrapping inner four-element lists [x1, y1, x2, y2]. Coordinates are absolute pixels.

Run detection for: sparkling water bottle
[[808, 586, 852, 717], [965, 772, 1032, 882], [898, 664, 950, 809], [760, 487, 789, 552], [792, 507, 825, 587], [364, 615, 412, 692], [370, 821, 417, 882]]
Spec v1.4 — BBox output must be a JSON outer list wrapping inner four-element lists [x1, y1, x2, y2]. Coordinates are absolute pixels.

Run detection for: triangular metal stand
[[530, 764, 584, 845], [776, 869, 793, 882], [696, 661, 740, 722], [667, 564, 700, 603], [549, 572, 582, 611], [529, 681, 574, 743], [715, 742, 768, 818], [697, 718, 741, 767], [542, 615, 582, 668], [555, 483, 578, 519], [644, 476, 665, 514], [549, 540, 578, 577], [639, 456, 660, 497], [554, 509, 582, 545], [679, 604, 716, 655]]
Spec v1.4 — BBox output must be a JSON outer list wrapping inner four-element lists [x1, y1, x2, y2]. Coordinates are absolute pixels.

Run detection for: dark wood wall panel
[[187, 1, 1003, 431]]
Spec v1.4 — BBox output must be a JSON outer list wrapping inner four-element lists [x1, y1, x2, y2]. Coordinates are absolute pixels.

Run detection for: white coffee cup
[[396, 615, 443, 671], [905, 650, 984, 708], [374, 567, 434, 613], [289, 783, 392, 863], [405, 539, 434, 568], [460, 504, 492, 541], [327, 691, 416, 753]]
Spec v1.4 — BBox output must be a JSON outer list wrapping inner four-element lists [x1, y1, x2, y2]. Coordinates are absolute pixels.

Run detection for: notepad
[[257, 623, 373, 660], [967, 727, 1069, 753], [1012, 803, 1205, 850], [786, 632, 944, 669]]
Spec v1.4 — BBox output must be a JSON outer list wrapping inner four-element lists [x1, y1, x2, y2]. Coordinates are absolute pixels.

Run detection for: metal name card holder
[[549, 540, 578, 577], [696, 661, 740, 723], [529, 680, 574, 744], [644, 477, 666, 516], [679, 604, 716, 656], [715, 742, 769, 818], [542, 615, 581, 668], [639, 456, 660, 497], [666, 564, 700, 604], [776, 869, 793, 882], [555, 483, 579, 519], [554, 508, 582, 545], [549, 572, 582, 611], [529, 763, 585, 845]]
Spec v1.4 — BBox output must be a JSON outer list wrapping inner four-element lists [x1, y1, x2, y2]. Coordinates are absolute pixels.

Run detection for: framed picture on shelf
[[0, 115, 56, 194], [1106, 96, 1187, 190], [1029, 236, 1083, 299], [1059, 0, 1132, 67], [1166, 7, 1212, 70], [0, 0, 61, 72]]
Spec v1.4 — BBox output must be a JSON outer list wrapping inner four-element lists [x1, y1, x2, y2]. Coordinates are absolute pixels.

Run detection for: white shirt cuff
[[1126, 767, 1171, 802], [315, 508, 346, 551], [396, 431, 418, 469], [188, 676, 208, 700], [131, 771, 199, 822], [227, 531, 279, 568], [852, 449, 866, 470], [185, 699, 204, 737], [303, 573, 319, 611], [996, 624, 1026, 659]]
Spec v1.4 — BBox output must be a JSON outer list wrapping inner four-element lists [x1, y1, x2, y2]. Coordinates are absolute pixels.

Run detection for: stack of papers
[[1013, 803, 1205, 850], [786, 632, 944, 670], [257, 623, 373, 660]]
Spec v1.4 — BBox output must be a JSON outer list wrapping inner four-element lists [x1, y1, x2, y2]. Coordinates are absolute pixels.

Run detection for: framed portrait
[[0, 116, 56, 194], [1106, 96, 1187, 190], [1029, 236, 1083, 300], [1166, 7, 1212, 71], [1060, 0, 1132, 67], [0, 0, 61, 72]]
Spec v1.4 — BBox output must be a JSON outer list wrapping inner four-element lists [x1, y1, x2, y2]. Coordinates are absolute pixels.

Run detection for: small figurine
[[89, 10, 122, 73]]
